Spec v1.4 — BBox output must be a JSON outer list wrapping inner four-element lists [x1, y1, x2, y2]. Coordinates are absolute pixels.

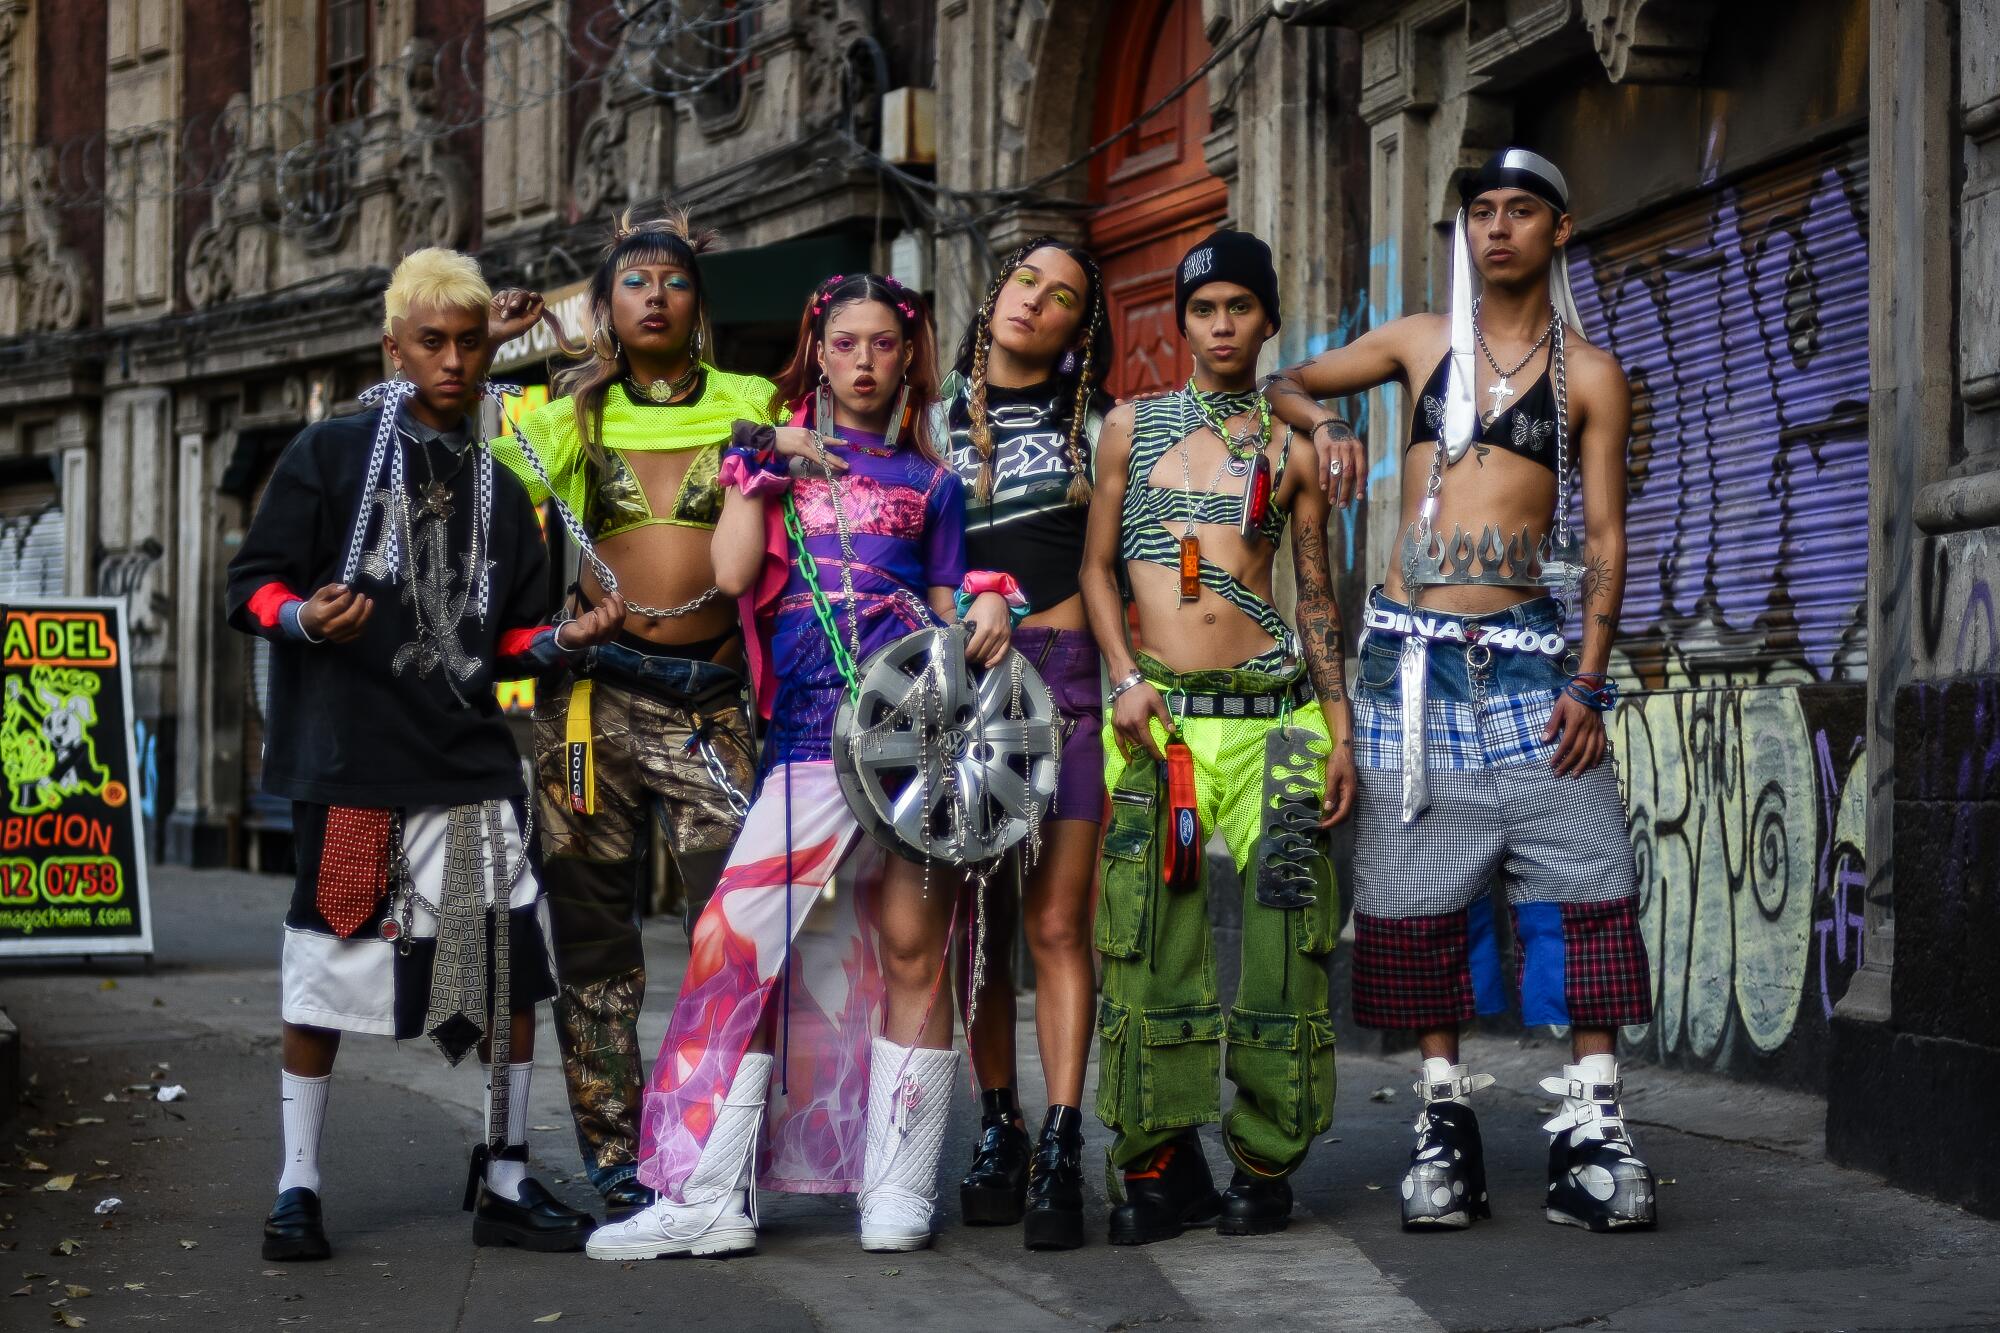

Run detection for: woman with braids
[[935, 238, 1112, 1251], [584, 273, 1024, 1260], [486, 207, 798, 1223]]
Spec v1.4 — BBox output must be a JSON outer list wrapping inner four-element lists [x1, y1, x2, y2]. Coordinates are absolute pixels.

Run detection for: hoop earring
[[690, 325, 705, 366], [592, 322, 619, 362]]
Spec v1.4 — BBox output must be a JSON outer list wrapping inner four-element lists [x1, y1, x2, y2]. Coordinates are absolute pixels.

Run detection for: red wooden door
[[1087, 0, 1228, 400]]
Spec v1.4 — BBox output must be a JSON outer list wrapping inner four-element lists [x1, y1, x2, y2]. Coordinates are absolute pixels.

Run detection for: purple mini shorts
[[1015, 626, 1105, 825]]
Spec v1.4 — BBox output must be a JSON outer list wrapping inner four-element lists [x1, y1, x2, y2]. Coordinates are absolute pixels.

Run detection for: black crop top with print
[[1408, 354, 1558, 470]]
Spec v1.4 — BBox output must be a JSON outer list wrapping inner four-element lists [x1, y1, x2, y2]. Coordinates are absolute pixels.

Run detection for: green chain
[[1185, 378, 1272, 459], [782, 494, 862, 698]]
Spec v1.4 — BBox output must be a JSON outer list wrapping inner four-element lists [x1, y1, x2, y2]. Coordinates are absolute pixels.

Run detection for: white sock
[[1420, 1056, 1470, 1105], [277, 1071, 331, 1195], [483, 1062, 534, 1202]]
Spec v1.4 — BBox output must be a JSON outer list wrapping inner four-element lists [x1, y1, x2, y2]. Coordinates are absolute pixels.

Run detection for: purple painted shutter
[[1568, 140, 1870, 685]]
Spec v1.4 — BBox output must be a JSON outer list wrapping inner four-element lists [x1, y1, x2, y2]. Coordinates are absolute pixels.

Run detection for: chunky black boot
[[960, 1086, 1030, 1226], [262, 1187, 331, 1261], [601, 1175, 656, 1222], [1541, 1064, 1658, 1232], [1106, 1131, 1222, 1246], [1401, 1100, 1492, 1230], [465, 1144, 597, 1252], [1218, 1169, 1293, 1235], [1022, 1105, 1086, 1250]]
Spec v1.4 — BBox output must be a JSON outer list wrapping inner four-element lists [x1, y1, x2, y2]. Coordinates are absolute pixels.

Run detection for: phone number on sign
[[0, 855, 124, 904]]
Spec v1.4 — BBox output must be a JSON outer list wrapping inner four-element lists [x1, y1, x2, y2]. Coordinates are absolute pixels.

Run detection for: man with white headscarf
[[1262, 149, 1658, 1234]]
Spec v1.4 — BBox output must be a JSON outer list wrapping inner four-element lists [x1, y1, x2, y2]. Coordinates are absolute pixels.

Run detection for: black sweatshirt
[[225, 407, 562, 807]]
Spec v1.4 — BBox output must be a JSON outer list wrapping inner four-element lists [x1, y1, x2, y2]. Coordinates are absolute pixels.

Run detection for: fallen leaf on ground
[[25, 1129, 53, 1139], [1657, 1176, 1678, 1186], [97, 979, 116, 992], [22, 1161, 47, 1174], [51, 1239, 80, 1255], [880, 1268, 900, 1277], [69, 1121, 102, 1129], [97, 1097, 116, 1106], [1364, 1183, 1381, 1191], [177, 1241, 196, 1251], [63, 1285, 88, 1298], [533, 1314, 561, 1323], [11, 1284, 30, 1296], [90, 1201, 118, 1217], [55, 1309, 85, 1327], [530, 1125, 560, 1132], [1368, 1087, 1396, 1102], [121, 1284, 143, 1291], [43, 1178, 74, 1194], [155, 1087, 187, 1104]]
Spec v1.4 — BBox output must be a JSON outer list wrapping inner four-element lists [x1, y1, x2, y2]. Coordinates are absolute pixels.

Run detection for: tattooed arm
[[1263, 313, 1438, 505], [1543, 342, 1632, 777], [1286, 449, 1357, 826]]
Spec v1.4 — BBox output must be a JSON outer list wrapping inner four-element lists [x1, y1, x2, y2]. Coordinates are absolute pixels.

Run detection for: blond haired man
[[227, 249, 623, 1260]]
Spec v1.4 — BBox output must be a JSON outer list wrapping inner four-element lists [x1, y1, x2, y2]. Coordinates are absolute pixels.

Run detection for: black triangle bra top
[[1407, 353, 1558, 472]]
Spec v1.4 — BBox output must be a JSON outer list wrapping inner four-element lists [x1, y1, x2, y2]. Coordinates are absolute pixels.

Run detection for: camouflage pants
[[532, 658, 754, 1194]]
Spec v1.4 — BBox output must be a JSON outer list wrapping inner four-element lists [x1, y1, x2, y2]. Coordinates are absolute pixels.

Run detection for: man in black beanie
[[1078, 230, 1356, 1245]]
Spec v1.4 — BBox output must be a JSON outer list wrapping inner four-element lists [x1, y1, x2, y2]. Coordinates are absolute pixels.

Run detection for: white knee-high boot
[[584, 1052, 771, 1260], [858, 1036, 960, 1252]]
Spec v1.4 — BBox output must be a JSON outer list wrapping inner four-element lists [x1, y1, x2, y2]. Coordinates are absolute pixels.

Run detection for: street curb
[[0, 1007, 18, 1124]]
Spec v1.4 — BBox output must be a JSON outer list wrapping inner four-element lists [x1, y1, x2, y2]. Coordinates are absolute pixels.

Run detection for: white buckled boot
[[858, 1037, 960, 1252], [584, 1053, 770, 1260], [1540, 1054, 1658, 1232], [1401, 1057, 1497, 1230]]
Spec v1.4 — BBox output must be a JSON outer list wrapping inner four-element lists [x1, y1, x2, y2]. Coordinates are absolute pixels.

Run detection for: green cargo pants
[[1094, 656, 1339, 1180]]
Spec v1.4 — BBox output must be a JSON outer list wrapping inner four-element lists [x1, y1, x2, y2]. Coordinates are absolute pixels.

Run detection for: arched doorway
[[1086, 0, 1228, 399]]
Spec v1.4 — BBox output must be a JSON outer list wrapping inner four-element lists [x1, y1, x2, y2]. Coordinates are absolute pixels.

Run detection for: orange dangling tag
[[1178, 534, 1201, 602], [1162, 738, 1202, 892]]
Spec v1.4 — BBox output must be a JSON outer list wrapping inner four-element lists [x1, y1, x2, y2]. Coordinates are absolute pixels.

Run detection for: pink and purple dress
[[634, 425, 970, 1199]]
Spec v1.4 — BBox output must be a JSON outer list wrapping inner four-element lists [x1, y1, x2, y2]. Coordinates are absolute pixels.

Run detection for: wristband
[[1311, 417, 1355, 439], [954, 571, 1029, 627], [1108, 670, 1146, 706], [1563, 673, 1619, 712], [720, 445, 791, 496]]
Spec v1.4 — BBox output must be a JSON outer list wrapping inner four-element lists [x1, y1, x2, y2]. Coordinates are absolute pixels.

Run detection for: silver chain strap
[[489, 383, 723, 621], [807, 425, 866, 664]]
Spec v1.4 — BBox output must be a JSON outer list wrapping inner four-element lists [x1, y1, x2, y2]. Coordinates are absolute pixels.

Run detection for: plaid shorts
[[1352, 895, 1652, 1031]]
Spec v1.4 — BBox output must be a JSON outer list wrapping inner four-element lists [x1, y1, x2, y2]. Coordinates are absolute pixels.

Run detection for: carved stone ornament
[[19, 149, 92, 333], [1579, 0, 1721, 85]]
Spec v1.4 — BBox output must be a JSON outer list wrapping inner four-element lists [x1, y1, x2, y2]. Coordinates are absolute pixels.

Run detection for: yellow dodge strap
[[565, 679, 596, 815]]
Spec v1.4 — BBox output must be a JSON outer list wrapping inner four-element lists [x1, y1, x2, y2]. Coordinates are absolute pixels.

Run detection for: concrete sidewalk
[[2, 866, 1997, 1331]]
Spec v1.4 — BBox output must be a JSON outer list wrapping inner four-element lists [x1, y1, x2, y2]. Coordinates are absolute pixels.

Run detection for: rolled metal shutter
[[1569, 139, 1870, 686], [0, 481, 66, 599]]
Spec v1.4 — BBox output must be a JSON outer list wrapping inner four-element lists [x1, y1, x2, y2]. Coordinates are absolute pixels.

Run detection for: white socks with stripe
[[482, 1062, 535, 1202], [277, 1071, 331, 1195]]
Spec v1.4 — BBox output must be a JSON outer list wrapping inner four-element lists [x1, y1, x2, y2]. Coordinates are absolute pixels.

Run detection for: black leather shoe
[[1107, 1131, 1221, 1246], [1217, 1169, 1293, 1236], [960, 1086, 1030, 1226], [262, 1187, 331, 1262], [1022, 1105, 1086, 1251], [464, 1145, 597, 1252], [602, 1176, 655, 1222]]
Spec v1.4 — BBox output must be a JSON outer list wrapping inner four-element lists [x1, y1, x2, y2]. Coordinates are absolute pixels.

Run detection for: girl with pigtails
[[485, 205, 812, 1223], [584, 273, 1026, 1260], [936, 238, 1114, 1251]]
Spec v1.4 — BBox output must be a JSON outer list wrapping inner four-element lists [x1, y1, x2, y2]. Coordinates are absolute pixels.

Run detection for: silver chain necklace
[[1470, 297, 1556, 423]]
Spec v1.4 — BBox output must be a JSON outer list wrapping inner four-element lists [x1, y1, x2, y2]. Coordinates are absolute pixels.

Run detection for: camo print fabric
[[551, 968, 648, 1180], [532, 675, 752, 861]]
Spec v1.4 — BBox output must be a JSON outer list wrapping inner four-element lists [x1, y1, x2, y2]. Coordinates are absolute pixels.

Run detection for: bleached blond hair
[[382, 247, 492, 334]]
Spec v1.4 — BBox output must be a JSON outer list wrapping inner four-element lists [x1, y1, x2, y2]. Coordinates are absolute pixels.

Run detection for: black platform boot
[[262, 1187, 332, 1261], [1401, 1061, 1495, 1231], [1218, 1169, 1294, 1235], [1541, 1063, 1658, 1232], [1022, 1105, 1086, 1250], [464, 1144, 597, 1252], [960, 1086, 1031, 1226], [1106, 1130, 1222, 1246]]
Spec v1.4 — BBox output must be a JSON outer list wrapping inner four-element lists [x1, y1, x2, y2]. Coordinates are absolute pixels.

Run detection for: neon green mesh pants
[[1093, 654, 1339, 1179]]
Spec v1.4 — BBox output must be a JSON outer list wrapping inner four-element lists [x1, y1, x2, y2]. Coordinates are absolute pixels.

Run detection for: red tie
[[317, 807, 392, 938]]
